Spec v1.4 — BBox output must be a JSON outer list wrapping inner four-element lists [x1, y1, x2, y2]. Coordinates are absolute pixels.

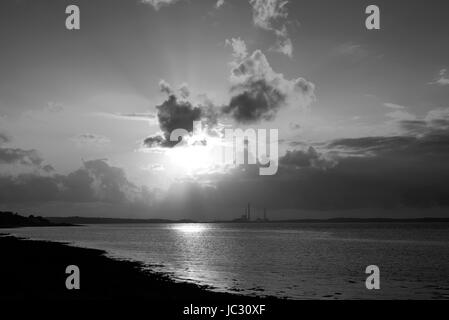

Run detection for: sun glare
[[166, 135, 225, 175], [172, 224, 207, 234]]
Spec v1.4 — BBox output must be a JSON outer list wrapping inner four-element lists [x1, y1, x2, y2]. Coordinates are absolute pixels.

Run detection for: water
[[4, 222, 449, 299]]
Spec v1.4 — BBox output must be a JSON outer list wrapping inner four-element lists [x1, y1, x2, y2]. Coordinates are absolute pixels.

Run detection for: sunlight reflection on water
[[170, 223, 208, 234]]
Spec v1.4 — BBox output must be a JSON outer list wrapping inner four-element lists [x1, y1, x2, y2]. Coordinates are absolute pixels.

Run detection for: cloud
[[143, 134, 175, 148], [429, 68, 449, 86], [183, 106, 449, 213], [215, 0, 225, 9], [384, 102, 406, 110], [44, 102, 64, 113], [155, 89, 201, 140], [4, 106, 449, 216], [143, 81, 219, 148], [249, 0, 293, 57], [334, 42, 365, 57], [223, 49, 315, 123], [141, 0, 180, 10], [0, 134, 44, 167], [178, 83, 190, 99], [42, 164, 55, 173], [0, 132, 10, 145], [0, 159, 152, 206], [329, 107, 449, 157], [145, 44, 315, 145], [249, 0, 288, 30], [272, 33, 292, 57], [383, 102, 417, 122], [425, 108, 449, 126], [72, 133, 111, 147], [399, 108, 449, 135], [82, 159, 141, 203], [226, 37, 248, 60], [280, 147, 336, 169], [0, 132, 55, 174], [328, 136, 416, 156], [94, 112, 157, 124], [0, 148, 43, 167], [331, 42, 383, 62], [159, 79, 173, 95], [385, 110, 417, 122], [289, 122, 301, 130]]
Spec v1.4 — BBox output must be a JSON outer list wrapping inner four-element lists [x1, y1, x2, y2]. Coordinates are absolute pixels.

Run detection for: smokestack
[[264, 208, 266, 221], [247, 203, 251, 221]]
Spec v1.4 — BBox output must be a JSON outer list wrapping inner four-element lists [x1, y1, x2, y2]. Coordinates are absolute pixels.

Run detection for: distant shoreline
[[3, 211, 449, 227], [45, 216, 449, 225], [0, 211, 77, 229]]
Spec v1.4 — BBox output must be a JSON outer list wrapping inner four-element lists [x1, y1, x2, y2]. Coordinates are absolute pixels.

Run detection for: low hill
[[46, 216, 197, 225], [0, 211, 73, 228]]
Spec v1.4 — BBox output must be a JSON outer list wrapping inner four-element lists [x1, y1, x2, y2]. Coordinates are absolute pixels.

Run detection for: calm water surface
[[5, 222, 449, 299]]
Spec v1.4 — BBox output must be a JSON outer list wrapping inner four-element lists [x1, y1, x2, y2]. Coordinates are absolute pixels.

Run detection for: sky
[[1, 0, 449, 220]]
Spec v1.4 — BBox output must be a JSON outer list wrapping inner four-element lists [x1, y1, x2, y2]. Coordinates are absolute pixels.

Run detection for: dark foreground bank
[[0, 234, 276, 302], [0, 234, 298, 318]]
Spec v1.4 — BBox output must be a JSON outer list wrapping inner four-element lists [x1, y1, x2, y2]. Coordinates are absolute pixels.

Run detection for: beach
[[0, 234, 277, 302]]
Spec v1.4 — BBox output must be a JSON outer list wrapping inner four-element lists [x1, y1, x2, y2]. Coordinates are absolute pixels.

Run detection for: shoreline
[[45, 216, 449, 225], [0, 233, 279, 302]]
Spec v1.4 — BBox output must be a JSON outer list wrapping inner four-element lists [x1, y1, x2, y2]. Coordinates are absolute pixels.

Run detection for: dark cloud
[[143, 135, 174, 148], [400, 108, 449, 134], [328, 136, 416, 155], [222, 50, 315, 123], [329, 134, 449, 158], [159, 108, 449, 215], [81, 159, 138, 203], [329, 109, 449, 159], [0, 159, 151, 205], [42, 164, 55, 173], [0, 132, 10, 145], [144, 94, 202, 148], [0, 147, 43, 167], [157, 95, 202, 139], [271, 110, 449, 210], [0, 132, 55, 172], [224, 80, 285, 123], [144, 81, 220, 148], [280, 147, 336, 170], [145, 49, 315, 148], [176, 143, 449, 213]]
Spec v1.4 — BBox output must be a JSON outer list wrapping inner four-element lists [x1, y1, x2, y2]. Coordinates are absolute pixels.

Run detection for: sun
[[165, 134, 227, 175], [167, 145, 213, 172]]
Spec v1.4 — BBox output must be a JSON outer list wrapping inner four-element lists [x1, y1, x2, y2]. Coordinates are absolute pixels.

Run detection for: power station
[[234, 203, 269, 222]]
